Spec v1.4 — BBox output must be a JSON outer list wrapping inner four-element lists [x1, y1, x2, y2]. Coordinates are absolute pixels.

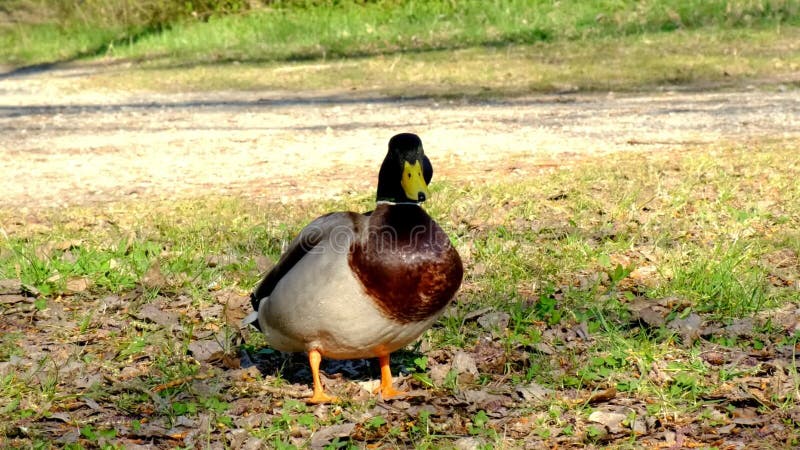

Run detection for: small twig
[[255, 383, 312, 399], [151, 371, 215, 393]]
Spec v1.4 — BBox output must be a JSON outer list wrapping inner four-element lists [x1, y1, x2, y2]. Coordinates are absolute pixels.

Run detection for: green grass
[[1, 140, 799, 447], [4, 1, 799, 97], [2, 0, 799, 66], [3, 142, 798, 323], [32, 25, 795, 96], [668, 242, 770, 316]]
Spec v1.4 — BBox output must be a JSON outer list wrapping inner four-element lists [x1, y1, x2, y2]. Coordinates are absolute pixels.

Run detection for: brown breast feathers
[[349, 204, 463, 324]]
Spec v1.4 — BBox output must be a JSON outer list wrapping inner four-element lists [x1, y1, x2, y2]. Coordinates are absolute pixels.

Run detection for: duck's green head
[[376, 133, 433, 204]]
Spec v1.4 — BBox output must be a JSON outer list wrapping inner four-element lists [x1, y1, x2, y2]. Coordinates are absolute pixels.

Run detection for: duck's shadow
[[240, 347, 423, 385]]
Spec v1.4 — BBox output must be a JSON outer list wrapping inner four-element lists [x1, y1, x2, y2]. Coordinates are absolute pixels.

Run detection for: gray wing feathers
[[250, 212, 362, 312]]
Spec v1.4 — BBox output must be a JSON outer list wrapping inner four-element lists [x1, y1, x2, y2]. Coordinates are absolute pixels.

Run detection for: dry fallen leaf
[[451, 350, 479, 384], [724, 317, 756, 338], [310, 423, 356, 449], [207, 350, 241, 369], [588, 409, 628, 434], [0, 294, 29, 304], [628, 265, 659, 287], [632, 305, 669, 328], [141, 262, 167, 289], [701, 351, 726, 366], [731, 407, 766, 426], [668, 313, 703, 344], [427, 355, 453, 385], [65, 277, 91, 293], [134, 301, 179, 327], [213, 288, 251, 328], [462, 389, 511, 411], [515, 382, 554, 403], [585, 386, 617, 405], [0, 278, 22, 295], [54, 239, 83, 251], [453, 437, 482, 450], [477, 311, 510, 333], [188, 340, 225, 362]]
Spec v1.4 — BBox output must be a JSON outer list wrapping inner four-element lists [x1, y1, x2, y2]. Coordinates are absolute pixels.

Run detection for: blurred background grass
[[2, 0, 798, 66]]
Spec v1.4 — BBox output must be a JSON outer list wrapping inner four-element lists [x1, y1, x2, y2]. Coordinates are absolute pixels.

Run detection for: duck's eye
[[407, 173, 411, 178]]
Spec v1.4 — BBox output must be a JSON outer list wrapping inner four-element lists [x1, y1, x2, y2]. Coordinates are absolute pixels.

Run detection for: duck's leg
[[307, 349, 337, 404], [377, 354, 406, 399]]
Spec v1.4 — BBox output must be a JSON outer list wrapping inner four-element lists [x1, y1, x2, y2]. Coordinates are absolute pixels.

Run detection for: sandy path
[[1, 65, 798, 209]]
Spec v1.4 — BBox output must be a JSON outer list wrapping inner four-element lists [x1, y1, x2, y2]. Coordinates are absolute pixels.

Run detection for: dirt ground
[[1, 64, 799, 210]]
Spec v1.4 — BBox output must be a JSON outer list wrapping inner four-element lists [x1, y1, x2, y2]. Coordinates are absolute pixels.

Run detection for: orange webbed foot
[[307, 349, 338, 404], [307, 391, 339, 404], [377, 384, 406, 400], [375, 354, 407, 400]]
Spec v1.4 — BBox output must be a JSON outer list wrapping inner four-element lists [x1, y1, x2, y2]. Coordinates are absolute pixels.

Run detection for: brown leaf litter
[[2, 279, 800, 448]]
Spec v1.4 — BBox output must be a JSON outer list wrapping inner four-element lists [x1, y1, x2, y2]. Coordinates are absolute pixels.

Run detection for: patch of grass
[[58, 23, 800, 95], [0, 0, 253, 64], [0, 333, 24, 361], [103, 0, 800, 63], [668, 242, 770, 317], [2, 0, 799, 67], [0, 199, 304, 299]]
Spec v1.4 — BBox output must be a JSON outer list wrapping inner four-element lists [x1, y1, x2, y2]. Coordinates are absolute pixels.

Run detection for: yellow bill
[[400, 160, 429, 202]]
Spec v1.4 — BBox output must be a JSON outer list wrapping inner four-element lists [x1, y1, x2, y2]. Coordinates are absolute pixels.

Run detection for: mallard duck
[[247, 133, 463, 403]]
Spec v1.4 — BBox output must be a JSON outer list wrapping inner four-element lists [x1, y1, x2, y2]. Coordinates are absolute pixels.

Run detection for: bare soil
[[1, 64, 799, 210]]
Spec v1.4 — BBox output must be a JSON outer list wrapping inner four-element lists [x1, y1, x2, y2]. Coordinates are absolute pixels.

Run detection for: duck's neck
[[369, 203, 434, 244]]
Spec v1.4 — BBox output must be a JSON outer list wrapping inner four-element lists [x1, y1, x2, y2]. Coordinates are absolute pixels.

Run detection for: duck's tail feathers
[[242, 311, 261, 330], [250, 291, 261, 311], [244, 291, 262, 331]]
